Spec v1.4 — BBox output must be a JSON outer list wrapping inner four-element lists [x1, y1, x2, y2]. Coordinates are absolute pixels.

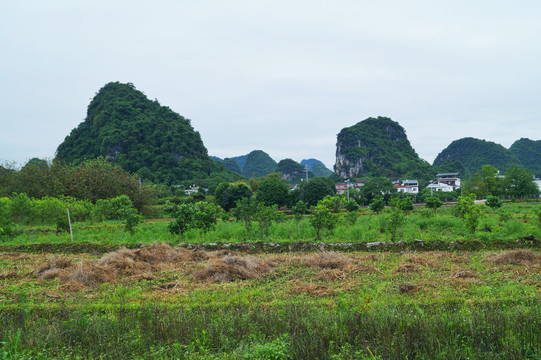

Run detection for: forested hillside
[[55, 82, 221, 184], [242, 150, 277, 178], [277, 158, 311, 183], [509, 138, 541, 177], [301, 159, 333, 177], [334, 117, 433, 181], [433, 137, 523, 177]]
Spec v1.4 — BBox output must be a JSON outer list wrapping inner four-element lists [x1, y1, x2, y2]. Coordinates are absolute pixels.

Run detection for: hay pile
[[304, 251, 354, 270], [193, 255, 274, 282], [34, 243, 208, 286], [34, 243, 273, 286], [491, 250, 540, 266], [395, 264, 420, 273]]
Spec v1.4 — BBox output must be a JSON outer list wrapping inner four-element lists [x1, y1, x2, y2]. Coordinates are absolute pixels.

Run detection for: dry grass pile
[[315, 269, 348, 281], [395, 264, 420, 273], [491, 251, 540, 266], [452, 270, 477, 279], [304, 251, 354, 270], [405, 255, 437, 268], [193, 255, 274, 282], [34, 243, 210, 286], [34, 256, 73, 279]]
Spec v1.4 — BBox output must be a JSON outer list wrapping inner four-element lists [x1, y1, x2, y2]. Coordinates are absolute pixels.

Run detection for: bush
[[486, 195, 502, 210], [243, 334, 292, 360], [369, 196, 385, 214], [311, 196, 340, 240], [454, 194, 485, 233]]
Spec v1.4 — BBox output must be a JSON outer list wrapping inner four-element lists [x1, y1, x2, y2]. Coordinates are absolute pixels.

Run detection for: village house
[[335, 180, 367, 194], [185, 185, 203, 195], [427, 173, 461, 192], [394, 179, 419, 194]]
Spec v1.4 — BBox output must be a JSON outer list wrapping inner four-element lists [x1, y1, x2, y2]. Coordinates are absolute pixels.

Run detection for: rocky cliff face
[[334, 117, 432, 180]]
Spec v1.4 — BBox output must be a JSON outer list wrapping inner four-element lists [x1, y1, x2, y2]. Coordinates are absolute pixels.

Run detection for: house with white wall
[[394, 180, 419, 194], [427, 173, 461, 192]]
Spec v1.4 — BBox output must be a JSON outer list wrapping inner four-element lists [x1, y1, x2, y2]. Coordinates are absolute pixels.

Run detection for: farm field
[[1, 202, 541, 359]]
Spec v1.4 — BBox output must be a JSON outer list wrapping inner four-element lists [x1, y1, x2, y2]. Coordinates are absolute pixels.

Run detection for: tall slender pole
[[67, 208, 73, 242]]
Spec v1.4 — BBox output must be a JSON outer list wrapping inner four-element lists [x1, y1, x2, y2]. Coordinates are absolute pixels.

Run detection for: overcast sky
[[1, 1, 540, 170]]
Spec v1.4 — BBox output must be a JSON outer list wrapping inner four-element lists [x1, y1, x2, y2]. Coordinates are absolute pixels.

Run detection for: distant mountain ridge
[[433, 137, 525, 177], [211, 152, 333, 179], [509, 138, 541, 177], [301, 159, 334, 177]]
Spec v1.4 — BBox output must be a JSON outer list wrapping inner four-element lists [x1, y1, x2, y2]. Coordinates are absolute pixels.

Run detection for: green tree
[[167, 201, 220, 237], [369, 195, 385, 214], [300, 177, 336, 206], [254, 203, 278, 239], [387, 197, 405, 242], [291, 200, 309, 221], [504, 165, 539, 198], [168, 203, 198, 237], [193, 201, 221, 233], [256, 176, 289, 207], [425, 196, 443, 214], [361, 177, 396, 205], [310, 196, 339, 240], [486, 195, 502, 210], [214, 181, 252, 211], [454, 194, 484, 233], [233, 198, 258, 236], [344, 200, 360, 212]]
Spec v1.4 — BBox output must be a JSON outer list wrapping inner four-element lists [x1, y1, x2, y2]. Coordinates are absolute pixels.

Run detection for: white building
[[394, 179, 419, 194], [427, 173, 461, 192]]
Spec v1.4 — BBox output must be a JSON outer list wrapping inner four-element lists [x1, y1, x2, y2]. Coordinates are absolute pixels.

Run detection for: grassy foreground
[[1, 244, 540, 359]]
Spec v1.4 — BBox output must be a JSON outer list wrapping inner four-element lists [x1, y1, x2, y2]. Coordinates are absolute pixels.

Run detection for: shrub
[[369, 196, 385, 214], [486, 195, 502, 210], [454, 194, 485, 233], [311, 196, 340, 240]]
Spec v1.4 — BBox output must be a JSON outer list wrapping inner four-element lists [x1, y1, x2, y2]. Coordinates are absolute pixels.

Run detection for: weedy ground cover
[[1, 202, 540, 250], [0, 246, 540, 359]]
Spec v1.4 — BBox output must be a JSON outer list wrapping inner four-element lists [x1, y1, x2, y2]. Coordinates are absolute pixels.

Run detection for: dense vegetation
[[0, 158, 157, 215], [433, 137, 523, 177], [334, 117, 433, 181], [464, 164, 540, 199], [55, 82, 224, 184], [240, 150, 278, 178], [509, 138, 541, 177], [276, 158, 310, 183]]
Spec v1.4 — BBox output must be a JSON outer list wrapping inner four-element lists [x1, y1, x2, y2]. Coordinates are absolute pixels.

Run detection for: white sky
[[1, 1, 540, 170]]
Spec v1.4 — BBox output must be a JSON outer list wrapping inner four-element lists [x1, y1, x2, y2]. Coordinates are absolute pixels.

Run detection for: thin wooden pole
[[67, 208, 73, 242]]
